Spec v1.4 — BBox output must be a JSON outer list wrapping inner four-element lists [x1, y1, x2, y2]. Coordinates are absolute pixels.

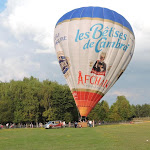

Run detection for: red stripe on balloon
[[72, 91, 103, 116]]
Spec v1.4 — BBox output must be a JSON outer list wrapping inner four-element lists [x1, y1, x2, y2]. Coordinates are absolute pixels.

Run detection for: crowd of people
[[0, 122, 43, 129], [0, 120, 97, 129]]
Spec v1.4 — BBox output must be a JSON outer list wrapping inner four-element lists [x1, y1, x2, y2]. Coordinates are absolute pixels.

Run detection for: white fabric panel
[[54, 19, 135, 95]]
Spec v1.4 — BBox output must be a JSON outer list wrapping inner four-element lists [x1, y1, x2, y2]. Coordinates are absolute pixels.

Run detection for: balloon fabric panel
[[54, 7, 135, 117]]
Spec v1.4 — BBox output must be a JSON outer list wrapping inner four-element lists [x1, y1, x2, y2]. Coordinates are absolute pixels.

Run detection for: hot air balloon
[[54, 7, 135, 119]]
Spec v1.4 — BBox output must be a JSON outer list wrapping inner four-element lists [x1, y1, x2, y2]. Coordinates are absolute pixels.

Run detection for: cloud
[[1, 0, 55, 53], [104, 87, 150, 105], [0, 56, 40, 81], [51, 61, 59, 65], [1, 0, 149, 54], [35, 49, 55, 54], [0, 40, 9, 48], [109, 90, 135, 98], [0, 0, 149, 106]]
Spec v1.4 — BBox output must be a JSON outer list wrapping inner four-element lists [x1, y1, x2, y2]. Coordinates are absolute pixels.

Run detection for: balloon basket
[[81, 116, 87, 122], [78, 122, 88, 128]]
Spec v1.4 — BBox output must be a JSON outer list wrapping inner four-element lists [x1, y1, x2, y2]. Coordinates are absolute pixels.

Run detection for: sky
[[0, 0, 149, 106]]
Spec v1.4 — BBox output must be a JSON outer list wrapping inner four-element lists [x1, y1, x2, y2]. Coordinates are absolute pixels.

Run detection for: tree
[[109, 96, 132, 121], [63, 112, 73, 123], [88, 104, 101, 121], [43, 108, 57, 121], [140, 104, 150, 117], [134, 104, 142, 118], [109, 104, 122, 121], [2, 77, 150, 124], [40, 80, 54, 122], [0, 83, 14, 123], [130, 104, 136, 119], [0, 99, 14, 123], [99, 100, 109, 121], [88, 100, 109, 122]]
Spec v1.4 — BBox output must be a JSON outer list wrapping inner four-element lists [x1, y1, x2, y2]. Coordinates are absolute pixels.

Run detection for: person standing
[[74, 121, 78, 128], [6, 123, 9, 129], [93, 120, 95, 127], [63, 121, 66, 128], [89, 120, 92, 127], [69, 122, 71, 128]]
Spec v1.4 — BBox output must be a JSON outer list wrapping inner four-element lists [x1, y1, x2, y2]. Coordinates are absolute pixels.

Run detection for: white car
[[44, 121, 63, 129]]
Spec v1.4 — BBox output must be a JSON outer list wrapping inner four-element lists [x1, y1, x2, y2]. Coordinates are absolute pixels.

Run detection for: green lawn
[[0, 122, 150, 150]]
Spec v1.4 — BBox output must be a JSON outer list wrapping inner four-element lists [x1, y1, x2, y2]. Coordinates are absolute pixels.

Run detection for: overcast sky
[[0, 0, 149, 106]]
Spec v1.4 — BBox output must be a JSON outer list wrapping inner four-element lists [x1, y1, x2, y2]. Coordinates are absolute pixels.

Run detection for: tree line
[[88, 97, 150, 122], [0, 76, 149, 124]]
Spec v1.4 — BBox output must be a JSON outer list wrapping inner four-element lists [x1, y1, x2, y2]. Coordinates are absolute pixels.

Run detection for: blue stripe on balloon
[[80, 7, 93, 18], [103, 8, 115, 21], [92, 7, 104, 18], [56, 7, 134, 34], [71, 7, 85, 18]]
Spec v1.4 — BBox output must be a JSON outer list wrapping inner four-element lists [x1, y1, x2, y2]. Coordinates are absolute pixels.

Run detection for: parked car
[[44, 120, 62, 129]]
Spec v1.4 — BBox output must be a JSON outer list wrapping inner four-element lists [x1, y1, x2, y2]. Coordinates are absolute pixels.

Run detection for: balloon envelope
[[54, 7, 135, 117]]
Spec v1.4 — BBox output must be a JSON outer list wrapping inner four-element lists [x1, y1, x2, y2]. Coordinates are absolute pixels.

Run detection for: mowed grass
[[0, 122, 150, 150]]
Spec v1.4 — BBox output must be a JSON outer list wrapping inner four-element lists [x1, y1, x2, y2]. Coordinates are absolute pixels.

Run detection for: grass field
[[0, 122, 150, 150]]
